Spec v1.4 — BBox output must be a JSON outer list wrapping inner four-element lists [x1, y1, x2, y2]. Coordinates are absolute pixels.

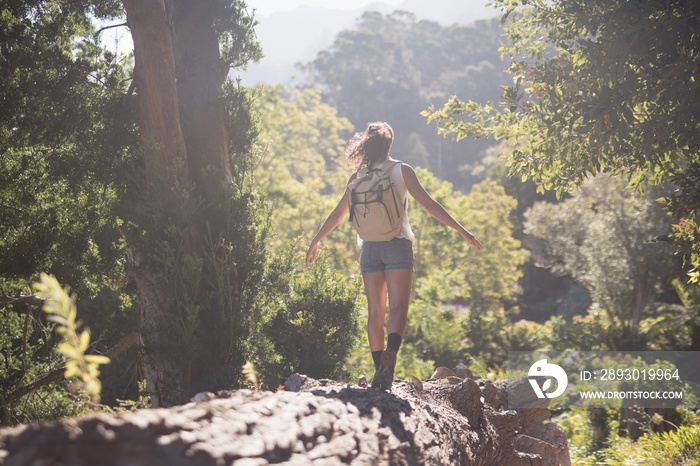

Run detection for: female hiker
[[305, 122, 482, 390]]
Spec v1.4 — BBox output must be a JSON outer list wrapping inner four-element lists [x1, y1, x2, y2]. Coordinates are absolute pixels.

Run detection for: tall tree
[[425, 0, 700, 282], [120, 0, 264, 406]]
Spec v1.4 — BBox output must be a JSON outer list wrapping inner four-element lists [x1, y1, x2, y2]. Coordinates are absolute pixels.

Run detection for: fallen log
[[0, 372, 570, 465]]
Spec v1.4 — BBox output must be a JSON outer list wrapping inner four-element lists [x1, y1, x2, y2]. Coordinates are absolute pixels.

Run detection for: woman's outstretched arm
[[402, 164, 482, 250], [306, 175, 356, 266]]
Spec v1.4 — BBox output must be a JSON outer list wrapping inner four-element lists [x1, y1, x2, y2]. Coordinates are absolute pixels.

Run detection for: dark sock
[[386, 333, 402, 352], [371, 350, 383, 370]]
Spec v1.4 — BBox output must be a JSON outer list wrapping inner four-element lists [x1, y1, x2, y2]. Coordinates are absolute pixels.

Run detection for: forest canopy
[[425, 0, 700, 283]]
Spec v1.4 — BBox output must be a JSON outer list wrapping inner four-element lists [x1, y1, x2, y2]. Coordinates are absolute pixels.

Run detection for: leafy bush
[[602, 425, 700, 466], [505, 319, 545, 352], [34, 274, 110, 400], [409, 299, 467, 369], [259, 255, 361, 387], [464, 306, 512, 367], [542, 310, 649, 352], [394, 343, 435, 381]]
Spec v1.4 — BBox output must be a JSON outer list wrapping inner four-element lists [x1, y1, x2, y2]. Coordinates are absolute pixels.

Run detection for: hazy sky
[[98, 1, 407, 58], [246, 0, 404, 16]]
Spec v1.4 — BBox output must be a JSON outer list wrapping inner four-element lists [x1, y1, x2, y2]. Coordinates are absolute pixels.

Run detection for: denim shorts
[[359, 237, 414, 274]]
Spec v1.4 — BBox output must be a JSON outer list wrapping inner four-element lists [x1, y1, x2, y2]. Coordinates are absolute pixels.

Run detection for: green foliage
[[465, 307, 515, 367], [224, 79, 262, 181], [253, 85, 357, 270], [543, 312, 616, 351], [0, 0, 138, 423], [0, 1, 135, 297], [241, 361, 262, 392], [409, 299, 467, 369], [673, 216, 700, 283], [394, 343, 435, 382], [504, 319, 545, 351], [126, 163, 274, 397], [0, 306, 69, 425], [555, 410, 596, 461], [525, 174, 678, 329], [425, 0, 700, 282], [579, 424, 700, 466], [406, 171, 529, 365], [4, 385, 87, 426], [33, 274, 109, 400], [211, 0, 263, 69], [111, 379, 151, 412], [258, 255, 361, 387], [636, 425, 700, 466], [617, 360, 696, 409], [561, 399, 700, 465], [411, 172, 529, 308], [641, 280, 700, 351]]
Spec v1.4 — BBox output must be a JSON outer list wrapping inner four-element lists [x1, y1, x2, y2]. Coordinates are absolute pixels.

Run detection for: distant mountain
[[397, 0, 502, 25], [237, 1, 501, 85]]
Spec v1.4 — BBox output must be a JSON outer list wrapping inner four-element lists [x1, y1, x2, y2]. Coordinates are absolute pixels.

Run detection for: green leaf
[[84, 355, 110, 365], [79, 330, 91, 352]]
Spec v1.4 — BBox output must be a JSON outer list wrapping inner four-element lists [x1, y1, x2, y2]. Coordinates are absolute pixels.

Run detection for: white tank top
[[387, 159, 415, 241]]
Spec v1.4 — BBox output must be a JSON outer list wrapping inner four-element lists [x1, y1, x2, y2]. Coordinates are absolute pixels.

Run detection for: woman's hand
[[306, 241, 319, 267], [460, 229, 482, 250]]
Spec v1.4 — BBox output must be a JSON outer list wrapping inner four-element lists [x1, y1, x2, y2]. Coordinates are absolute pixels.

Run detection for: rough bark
[[173, 0, 233, 202], [691, 320, 700, 352], [170, 0, 243, 387], [122, 0, 240, 408], [122, 0, 192, 409], [122, 0, 188, 193], [0, 373, 570, 466]]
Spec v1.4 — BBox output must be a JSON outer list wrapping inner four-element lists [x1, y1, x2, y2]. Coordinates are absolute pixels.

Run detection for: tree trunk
[[0, 374, 571, 466], [122, 0, 250, 407], [122, 0, 193, 408], [691, 319, 700, 351], [121, 0, 188, 197], [173, 0, 232, 203], [630, 276, 650, 328]]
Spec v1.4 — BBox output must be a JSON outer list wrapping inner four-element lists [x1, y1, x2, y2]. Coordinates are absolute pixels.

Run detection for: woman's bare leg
[[385, 269, 413, 337], [362, 271, 387, 351], [368, 268, 412, 390]]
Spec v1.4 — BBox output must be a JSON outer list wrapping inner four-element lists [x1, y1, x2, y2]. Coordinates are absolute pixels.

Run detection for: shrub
[[260, 255, 361, 386]]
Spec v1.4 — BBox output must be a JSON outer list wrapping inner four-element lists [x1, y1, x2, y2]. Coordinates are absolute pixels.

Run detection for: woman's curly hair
[[345, 122, 394, 171]]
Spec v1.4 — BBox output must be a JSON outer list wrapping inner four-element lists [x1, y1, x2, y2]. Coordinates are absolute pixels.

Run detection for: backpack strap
[[349, 187, 356, 222]]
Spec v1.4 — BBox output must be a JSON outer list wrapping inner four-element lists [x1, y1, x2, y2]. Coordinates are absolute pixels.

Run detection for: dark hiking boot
[[370, 348, 397, 391]]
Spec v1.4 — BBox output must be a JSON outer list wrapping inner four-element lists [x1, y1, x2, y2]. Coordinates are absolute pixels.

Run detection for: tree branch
[[0, 295, 45, 308], [21, 306, 31, 372], [0, 332, 139, 407], [96, 22, 128, 35]]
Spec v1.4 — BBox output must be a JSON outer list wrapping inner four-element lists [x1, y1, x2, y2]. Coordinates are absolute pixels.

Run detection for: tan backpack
[[347, 160, 404, 241]]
